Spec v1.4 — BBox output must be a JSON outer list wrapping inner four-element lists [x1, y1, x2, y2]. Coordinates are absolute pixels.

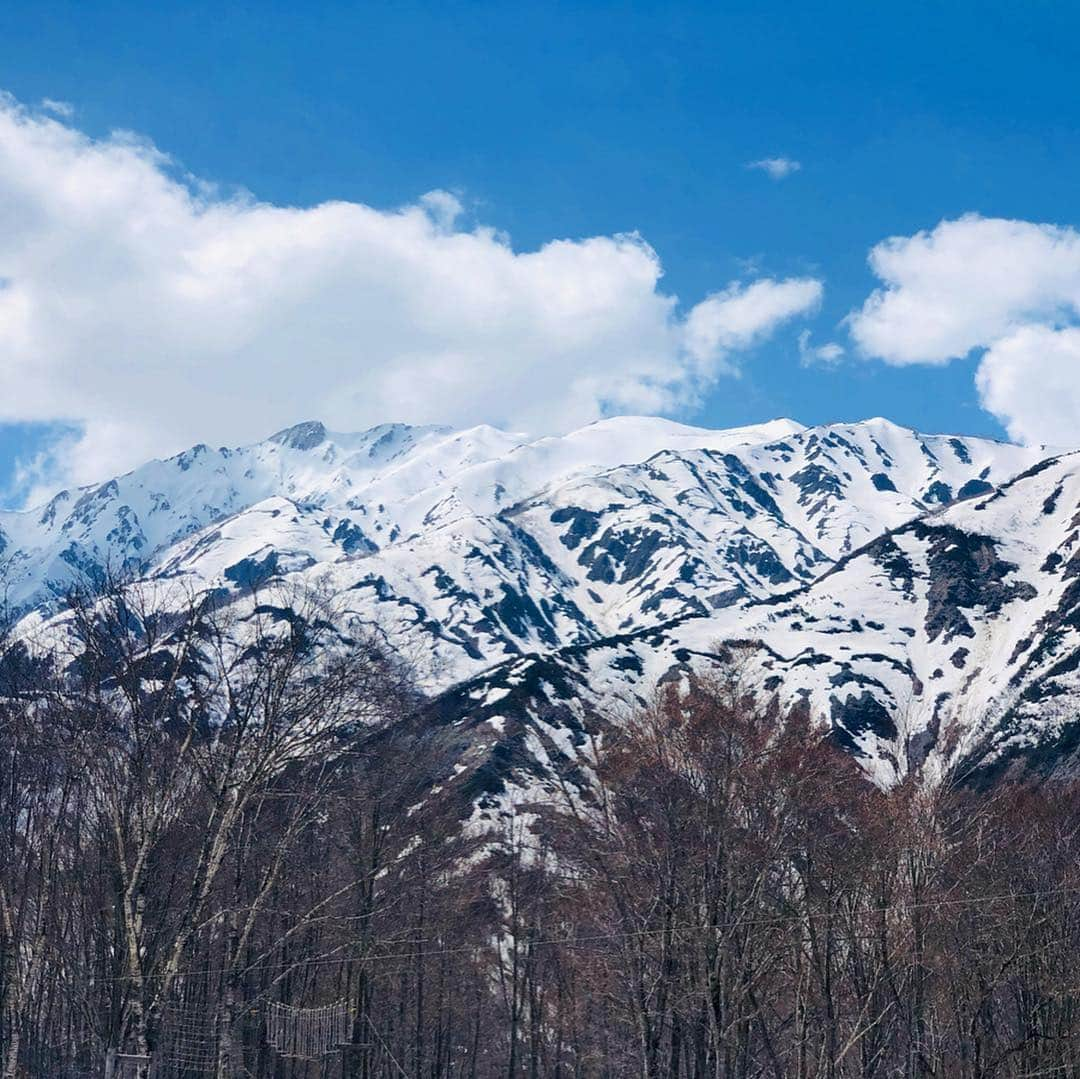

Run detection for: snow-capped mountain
[[425, 452, 1080, 827], [1, 416, 794, 613], [0, 416, 1038, 684], [6, 412, 1073, 810]]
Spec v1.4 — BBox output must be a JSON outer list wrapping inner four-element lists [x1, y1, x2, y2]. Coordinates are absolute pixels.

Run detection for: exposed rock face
[[916, 522, 1036, 644]]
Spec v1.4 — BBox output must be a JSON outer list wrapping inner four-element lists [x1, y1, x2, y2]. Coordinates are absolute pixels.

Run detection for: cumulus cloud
[[0, 95, 823, 497], [746, 157, 802, 180], [976, 326, 1080, 448], [849, 214, 1080, 445], [797, 330, 844, 367], [685, 278, 823, 372]]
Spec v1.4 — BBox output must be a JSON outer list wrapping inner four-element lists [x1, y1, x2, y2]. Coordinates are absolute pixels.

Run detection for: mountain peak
[[268, 420, 327, 451]]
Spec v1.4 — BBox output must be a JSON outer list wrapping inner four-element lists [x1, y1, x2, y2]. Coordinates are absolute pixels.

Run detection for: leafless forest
[[3, 584, 1080, 1078]]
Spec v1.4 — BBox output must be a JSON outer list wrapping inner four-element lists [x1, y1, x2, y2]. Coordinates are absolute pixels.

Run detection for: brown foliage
[[2, 599, 1080, 1077]]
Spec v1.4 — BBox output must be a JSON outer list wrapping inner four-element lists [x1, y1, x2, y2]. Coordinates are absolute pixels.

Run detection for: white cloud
[[849, 215, 1080, 364], [976, 326, 1080, 448], [797, 329, 844, 367], [39, 98, 74, 118], [0, 95, 824, 498], [848, 214, 1080, 445], [747, 157, 802, 180], [685, 278, 823, 373], [417, 189, 463, 231]]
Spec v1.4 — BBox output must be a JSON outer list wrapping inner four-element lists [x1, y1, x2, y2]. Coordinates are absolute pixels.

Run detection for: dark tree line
[[2, 582, 1080, 1077]]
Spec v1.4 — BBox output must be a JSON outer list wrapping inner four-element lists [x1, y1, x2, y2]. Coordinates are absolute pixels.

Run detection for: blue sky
[[1, 1, 1079, 503]]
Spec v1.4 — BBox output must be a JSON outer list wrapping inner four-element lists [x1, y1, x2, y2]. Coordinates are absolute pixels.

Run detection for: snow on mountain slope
[[1, 416, 1041, 700], [0, 416, 795, 613], [424, 451, 1080, 822], [726, 450, 1080, 787], [499, 419, 1037, 637], [0, 421, 453, 609], [735, 417, 1026, 556]]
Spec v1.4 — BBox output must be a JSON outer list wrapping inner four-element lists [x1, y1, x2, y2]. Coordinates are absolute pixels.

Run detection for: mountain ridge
[[6, 412, 1073, 811]]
